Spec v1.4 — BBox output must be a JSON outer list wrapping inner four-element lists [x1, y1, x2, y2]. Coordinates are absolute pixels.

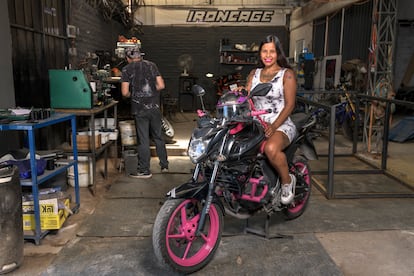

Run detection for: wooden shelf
[[219, 43, 258, 65], [220, 61, 257, 65]]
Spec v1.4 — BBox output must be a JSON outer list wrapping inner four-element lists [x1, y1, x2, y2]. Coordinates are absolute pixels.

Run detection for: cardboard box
[[22, 198, 70, 231], [71, 131, 101, 151]]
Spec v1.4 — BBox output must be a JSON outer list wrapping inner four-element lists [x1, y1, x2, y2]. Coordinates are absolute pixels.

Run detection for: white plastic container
[[99, 131, 110, 144], [119, 120, 137, 146], [108, 129, 119, 140], [89, 117, 116, 130], [67, 156, 93, 187]]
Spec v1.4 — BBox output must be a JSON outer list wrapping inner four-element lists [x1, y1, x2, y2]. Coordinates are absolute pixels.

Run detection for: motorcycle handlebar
[[241, 88, 248, 97], [248, 109, 271, 117], [197, 109, 206, 117]]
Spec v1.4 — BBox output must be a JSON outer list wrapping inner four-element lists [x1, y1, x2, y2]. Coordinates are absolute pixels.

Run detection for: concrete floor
[[5, 112, 414, 276]]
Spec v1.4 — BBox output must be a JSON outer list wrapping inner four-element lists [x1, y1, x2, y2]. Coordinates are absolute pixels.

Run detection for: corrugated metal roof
[[127, 0, 288, 6]]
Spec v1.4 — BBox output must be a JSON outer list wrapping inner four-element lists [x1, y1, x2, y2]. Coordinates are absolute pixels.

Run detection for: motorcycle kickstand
[[244, 214, 293, 240]]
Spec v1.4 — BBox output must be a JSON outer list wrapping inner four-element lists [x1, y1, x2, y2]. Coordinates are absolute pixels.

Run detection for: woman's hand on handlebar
[[232, 86, 248, 96], [233, 85, 245, 91]]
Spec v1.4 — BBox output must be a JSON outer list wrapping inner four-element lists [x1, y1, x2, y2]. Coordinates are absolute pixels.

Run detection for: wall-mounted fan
[[177, 54, 193, 76]]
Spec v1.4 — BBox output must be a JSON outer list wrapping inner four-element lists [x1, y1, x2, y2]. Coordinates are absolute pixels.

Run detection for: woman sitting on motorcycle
[[244, 34, 298, 205]]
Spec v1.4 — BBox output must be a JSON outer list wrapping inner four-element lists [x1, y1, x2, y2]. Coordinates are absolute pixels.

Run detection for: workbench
[[0, 113, 80, 245], [55, 101, 118, 195]]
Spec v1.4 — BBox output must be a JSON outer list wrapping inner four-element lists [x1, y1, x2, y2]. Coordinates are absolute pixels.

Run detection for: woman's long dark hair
[[258, 35, 292, 69]]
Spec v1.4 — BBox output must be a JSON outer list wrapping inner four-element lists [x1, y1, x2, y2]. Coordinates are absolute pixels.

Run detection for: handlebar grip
[[197, 109, 206, 117], [249, 109, 270, 116]]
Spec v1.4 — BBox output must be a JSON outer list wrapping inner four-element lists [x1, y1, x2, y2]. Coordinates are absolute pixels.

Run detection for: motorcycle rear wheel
[[152, 198, 223, 274], [284, 156, 312, 220]]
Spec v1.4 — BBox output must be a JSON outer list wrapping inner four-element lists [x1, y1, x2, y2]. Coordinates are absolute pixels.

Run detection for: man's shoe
[[161, 167, 169, 173], [129, 171, 152, 179], [281, 174, 296, 205]]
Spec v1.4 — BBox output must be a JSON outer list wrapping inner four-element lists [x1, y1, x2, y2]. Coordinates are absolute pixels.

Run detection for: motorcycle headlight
[[188, 137, 211, 163]]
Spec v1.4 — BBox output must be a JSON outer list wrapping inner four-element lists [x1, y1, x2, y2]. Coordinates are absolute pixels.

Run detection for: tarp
[[389, 116, 414, 142]]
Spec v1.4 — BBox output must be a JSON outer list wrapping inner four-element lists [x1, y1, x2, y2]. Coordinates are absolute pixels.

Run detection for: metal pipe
[[381, 101, 391, 170], [352, 94, 360, 154], [327, 104, 337, 199]]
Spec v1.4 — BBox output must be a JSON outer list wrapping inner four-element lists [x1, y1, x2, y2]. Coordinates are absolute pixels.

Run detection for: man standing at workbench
[[121, 46, 169, 178]]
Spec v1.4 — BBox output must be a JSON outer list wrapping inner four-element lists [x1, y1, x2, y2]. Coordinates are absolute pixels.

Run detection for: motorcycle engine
[[218, 161, 270, 213], [213, 162, 251, 192]]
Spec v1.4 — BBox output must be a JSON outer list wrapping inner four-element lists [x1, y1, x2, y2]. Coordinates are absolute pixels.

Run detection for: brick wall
[[138, 26, 288, 109], [69, 0, 126, 68]]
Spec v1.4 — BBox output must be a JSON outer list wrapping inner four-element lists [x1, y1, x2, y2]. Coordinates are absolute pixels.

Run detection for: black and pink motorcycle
[[152, 83, 318, 274]]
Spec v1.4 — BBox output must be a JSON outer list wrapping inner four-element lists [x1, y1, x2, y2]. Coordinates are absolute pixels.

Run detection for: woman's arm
[[245, 69, 256, 93], [269, 68, 297, 130]]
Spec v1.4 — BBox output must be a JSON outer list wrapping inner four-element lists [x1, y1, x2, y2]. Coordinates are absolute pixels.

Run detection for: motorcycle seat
[[291, 112, 309, 130]]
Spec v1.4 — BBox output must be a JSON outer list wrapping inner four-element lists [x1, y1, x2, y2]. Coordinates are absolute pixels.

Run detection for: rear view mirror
[[192, 85, 205, 97], [249, 83, 272, 98]]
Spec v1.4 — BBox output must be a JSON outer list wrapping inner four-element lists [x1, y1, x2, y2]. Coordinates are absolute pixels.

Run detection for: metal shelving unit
[[55, 101, 118, 195], [0, 113, 80, 245], [219, 41, 258, 65]]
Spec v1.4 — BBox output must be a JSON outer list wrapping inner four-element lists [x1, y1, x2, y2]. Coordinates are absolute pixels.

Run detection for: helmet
[[216, 92, 250, 120]]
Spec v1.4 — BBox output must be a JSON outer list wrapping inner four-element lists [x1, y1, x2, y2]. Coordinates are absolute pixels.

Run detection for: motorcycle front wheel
[[284, 156, 312, 220], [152, 198, 223, 274]]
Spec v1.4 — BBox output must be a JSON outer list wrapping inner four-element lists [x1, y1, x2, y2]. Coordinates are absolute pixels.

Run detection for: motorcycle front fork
[[195, 133, 230, 234], [194, 161, 220, 235]]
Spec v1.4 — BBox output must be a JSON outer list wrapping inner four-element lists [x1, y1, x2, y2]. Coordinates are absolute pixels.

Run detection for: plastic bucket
[[119, 120, 137, 146], [67, 156, 93, 187]]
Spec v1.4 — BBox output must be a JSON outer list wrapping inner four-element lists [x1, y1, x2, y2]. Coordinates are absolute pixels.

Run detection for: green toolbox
[[49, 70, 93, 109]]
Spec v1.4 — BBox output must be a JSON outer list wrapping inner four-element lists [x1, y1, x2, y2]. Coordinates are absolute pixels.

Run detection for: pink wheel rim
[[165, 199, 220, 267], [288, 162, 310, 213]]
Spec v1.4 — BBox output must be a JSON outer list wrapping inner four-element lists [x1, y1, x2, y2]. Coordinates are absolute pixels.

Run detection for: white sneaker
[[281, 174, 296, 205]]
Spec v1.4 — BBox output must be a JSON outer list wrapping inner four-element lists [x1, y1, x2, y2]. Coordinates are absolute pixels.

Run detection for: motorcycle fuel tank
[[224, 122, 265, 160]]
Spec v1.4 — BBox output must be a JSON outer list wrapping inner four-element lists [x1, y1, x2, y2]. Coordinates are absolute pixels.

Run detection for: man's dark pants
[[134, 108, 168, 172]]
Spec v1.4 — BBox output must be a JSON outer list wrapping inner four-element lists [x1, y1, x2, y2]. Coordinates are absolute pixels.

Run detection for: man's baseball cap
[[126, 46, 141, 58]]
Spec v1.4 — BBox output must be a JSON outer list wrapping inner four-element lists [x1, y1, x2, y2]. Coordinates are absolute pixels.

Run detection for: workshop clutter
[[72, 131, 102, 151], [0, 152, 47, 179], [99, 131, 111, 145], [67, 156, 93, 188], [69, 120, 118, 150], [91, 117, 119, 145], [72, 117, 120, 150], [30, 108, 54, 121], [115, 35, 141, 59], [122, 149, 138, 176], [22, 189, 71, 231], [118, 120, 137, 175], [3, 158, 47, 179], [0, 165, 23, 274], [119, 120, 137, 146]]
